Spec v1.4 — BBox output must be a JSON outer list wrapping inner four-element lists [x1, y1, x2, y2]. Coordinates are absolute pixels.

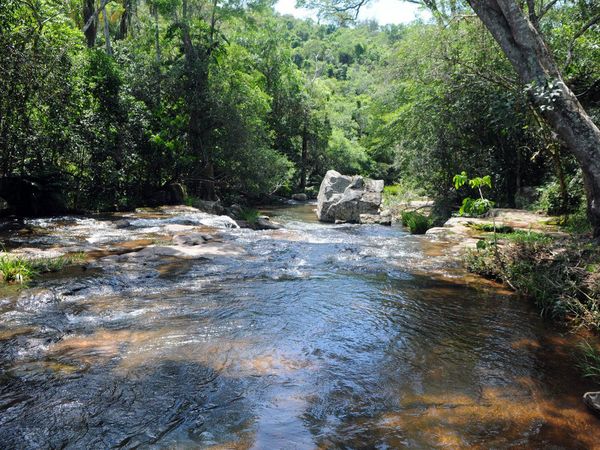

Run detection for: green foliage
[[561, 208, 592, 235], [468, 223, 514, 234], [239, 208, 260, 224], [458, 198, 494, 217], [382, 181, 427, 207], [0, 257, 38, 284], [401, 211, 432, 234], [453, 172, 495, 217], [0, 0, 596, 215], [536, 180, 582, 216], [495, 230, 554, 245], [0, 253, 85, 284]]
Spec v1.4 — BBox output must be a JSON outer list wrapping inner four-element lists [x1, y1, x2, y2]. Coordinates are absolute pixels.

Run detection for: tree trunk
[[83, 0, 97, 48], [299, 122, 308, 191], [118, 0, 131, 39], [467, 0, 600, 235], [102, 7, 112, 55]]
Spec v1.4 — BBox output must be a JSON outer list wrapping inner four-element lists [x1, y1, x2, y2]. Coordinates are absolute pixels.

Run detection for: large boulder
[[316, 170, 384, 223]]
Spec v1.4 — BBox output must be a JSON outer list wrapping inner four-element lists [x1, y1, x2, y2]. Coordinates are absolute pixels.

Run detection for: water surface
[[0, 203, 598, 448]]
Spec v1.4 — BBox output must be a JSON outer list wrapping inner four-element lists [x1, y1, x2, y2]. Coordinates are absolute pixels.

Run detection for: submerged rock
[[316, 170, 384, 223], [291, 193, 308, 202], [172, 232, 211, 246], [359, 213, 391, 226], [236, 215, 282, 230]]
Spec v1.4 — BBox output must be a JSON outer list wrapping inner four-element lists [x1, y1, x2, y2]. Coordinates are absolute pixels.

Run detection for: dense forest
[[1, 0, 599, 220]]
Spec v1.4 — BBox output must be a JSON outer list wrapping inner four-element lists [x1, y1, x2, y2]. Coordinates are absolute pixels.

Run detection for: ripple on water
[[0, 204, 598, 448]]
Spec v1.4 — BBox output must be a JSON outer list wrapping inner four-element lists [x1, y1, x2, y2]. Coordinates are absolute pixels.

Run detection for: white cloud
[[274, 0, 430, 24], [274, 0, 317, 20], [358, 0, 429, 24]]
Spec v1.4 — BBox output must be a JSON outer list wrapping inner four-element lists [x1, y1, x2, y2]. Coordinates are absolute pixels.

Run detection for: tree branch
[[82, 0, 111, 33], [538, 0, 560, 20], [564, 13, 600, 72]]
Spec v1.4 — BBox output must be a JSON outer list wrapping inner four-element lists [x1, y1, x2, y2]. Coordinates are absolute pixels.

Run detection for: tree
[[301, 0, 600, 235]]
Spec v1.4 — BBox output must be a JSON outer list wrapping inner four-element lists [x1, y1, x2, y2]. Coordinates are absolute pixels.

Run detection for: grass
[[561, 210, 593, 235], [0, 252, 86, 284], [467, 222, 514, 234], [466, 236, 600, 329], [470, 223, 554, 245], [579, 341, 600, 383], [239, 208, 260, 225], [0, 257, 38, 283], [495, 230, 554, 244], [401, 211, 432, 234]]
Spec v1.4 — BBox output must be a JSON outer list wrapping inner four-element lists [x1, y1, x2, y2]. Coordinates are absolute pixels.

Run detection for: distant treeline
[[1, 0, 597, 213]]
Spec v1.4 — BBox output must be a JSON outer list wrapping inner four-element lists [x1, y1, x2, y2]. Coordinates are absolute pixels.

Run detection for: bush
[[401, 211, 432, 234], [382, 181, 427, 208], [239, 208, 260, 224], [536, 179, 583, 216]]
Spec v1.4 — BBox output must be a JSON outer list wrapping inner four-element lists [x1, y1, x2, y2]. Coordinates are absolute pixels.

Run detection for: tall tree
[[302, 0, 600, 235]]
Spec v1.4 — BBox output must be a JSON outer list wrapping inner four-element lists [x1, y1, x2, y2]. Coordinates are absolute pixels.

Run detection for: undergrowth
[[578, 341, 600, 383], [401, 211, 432, 234], [382, 181, 427, 209]]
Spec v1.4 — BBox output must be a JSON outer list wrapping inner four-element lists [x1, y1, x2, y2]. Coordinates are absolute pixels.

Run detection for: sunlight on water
[[0, 203, 598, 448]]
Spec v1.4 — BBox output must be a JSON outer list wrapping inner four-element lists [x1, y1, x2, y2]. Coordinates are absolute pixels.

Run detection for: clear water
[[0, 204, 598, 448]]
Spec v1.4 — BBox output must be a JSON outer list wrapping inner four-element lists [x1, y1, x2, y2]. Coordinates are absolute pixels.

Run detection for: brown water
[[0, 203, 598, 449]]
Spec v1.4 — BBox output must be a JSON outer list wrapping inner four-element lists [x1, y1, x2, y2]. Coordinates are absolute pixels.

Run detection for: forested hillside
[[1, 0, 598, 218]]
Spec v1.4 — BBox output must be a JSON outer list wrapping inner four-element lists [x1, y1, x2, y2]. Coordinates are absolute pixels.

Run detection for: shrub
[[239, 208, 260, 224], [401, 211, 432, 234], [536, 177, 584, 216], [453, 172, 494, 217], [382, 181, 427, 208]]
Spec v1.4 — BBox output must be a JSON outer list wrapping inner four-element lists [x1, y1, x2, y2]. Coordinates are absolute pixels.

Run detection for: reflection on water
[[0, 203, 598, 448]]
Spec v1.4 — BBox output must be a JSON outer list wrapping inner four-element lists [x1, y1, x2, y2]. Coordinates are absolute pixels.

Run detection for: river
[[0, 203, 598, 448]]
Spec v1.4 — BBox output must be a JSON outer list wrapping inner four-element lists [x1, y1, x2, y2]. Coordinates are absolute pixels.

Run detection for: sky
[[274, 0, 430, 25]]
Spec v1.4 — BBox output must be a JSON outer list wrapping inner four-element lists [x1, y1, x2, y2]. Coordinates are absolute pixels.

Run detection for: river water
[[0, 203, 598, 448]]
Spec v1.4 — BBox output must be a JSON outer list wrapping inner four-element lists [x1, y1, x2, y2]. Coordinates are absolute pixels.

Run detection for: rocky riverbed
[[0, 203, 598, 448]]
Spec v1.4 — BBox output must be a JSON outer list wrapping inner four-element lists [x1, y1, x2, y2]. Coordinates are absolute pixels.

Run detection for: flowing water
[[0, 203, 598, 449]]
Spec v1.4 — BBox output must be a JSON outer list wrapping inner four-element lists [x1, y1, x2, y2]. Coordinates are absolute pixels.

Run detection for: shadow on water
[[0, 203, 598, 448]]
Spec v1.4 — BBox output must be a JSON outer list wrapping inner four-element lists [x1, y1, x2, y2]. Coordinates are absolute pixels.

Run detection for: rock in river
[[316, 170, 384, 223], [583, 391, 600, 416], [291, 193, 308, 202]]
